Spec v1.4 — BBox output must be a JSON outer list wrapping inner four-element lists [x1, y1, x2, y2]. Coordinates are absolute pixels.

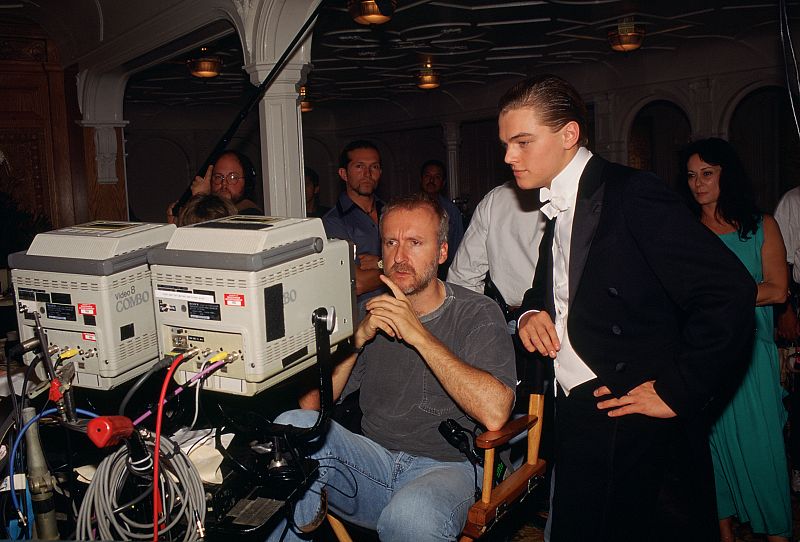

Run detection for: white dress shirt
[[774, 186, 800, 282], [539, 146, 596, 394], [447, 181, 546, 307]]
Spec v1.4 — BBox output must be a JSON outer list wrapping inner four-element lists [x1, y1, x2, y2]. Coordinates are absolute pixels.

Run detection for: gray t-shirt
[[342, 282, 516, 462]]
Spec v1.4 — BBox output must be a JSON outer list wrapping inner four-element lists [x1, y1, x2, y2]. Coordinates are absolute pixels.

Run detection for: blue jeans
[[265, 409, 479, 542]]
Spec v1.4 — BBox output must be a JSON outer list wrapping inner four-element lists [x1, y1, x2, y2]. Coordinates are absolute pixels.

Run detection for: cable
[[76, 436, 205, 541], [5, 355, 18, 426], [8, 408, 98, 528], [188, 360, 209, 431], [780, 0, 800, 140], [19, 355, 42, 417], [151, 352, 186, 541], [133, 359, 227, 426], [119, 355, 178, 417]]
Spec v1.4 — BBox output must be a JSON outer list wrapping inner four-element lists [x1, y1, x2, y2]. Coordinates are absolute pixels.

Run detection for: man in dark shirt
[[267, 193, 516, 542], [322, 140, 385, 301]]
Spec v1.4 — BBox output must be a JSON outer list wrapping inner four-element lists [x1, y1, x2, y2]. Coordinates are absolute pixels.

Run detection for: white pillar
[[240, 0, 320, 217], [244, 63, 309, 217], [442, 121, 461, 197]]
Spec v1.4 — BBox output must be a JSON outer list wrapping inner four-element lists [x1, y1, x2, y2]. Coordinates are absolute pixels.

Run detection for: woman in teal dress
[[681, 138, 791, 541]]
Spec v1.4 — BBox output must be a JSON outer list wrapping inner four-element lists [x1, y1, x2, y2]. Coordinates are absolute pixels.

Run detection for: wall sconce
[[186, 47, 222, 78], [348, 0, 396, 25], [608, 18, 645, 52], [299, 86, 313, 113], [417, 59, 439, 90]]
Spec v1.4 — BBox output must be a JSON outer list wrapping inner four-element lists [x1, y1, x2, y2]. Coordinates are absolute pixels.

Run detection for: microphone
[[438, 419, 482, 466]]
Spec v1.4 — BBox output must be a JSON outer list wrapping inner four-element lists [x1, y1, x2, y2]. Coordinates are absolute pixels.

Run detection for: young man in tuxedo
[[505, 75, 756, 541]]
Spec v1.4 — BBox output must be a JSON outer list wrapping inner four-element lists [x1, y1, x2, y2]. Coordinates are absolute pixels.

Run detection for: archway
[[729, 86, 800, 212], [627, 100, 691, 189]]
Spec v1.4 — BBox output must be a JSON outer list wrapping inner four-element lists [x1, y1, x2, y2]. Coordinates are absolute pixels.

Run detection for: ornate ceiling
[[123, 0, 791, 108]]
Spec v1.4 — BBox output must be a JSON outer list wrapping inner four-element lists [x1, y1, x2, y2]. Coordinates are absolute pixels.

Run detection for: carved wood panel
[[0, 128, 52, 219], [0, 20, 75, 229]]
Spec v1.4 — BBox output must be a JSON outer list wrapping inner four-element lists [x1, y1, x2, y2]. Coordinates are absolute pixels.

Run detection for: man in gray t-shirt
[[267, 193, 516, 542]]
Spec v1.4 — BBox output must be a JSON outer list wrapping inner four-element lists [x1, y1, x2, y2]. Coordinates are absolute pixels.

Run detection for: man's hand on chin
[[593, 380, 677, 418]]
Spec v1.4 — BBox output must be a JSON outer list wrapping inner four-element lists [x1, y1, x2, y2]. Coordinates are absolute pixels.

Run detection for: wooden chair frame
[[325, 392, 546, 541], [460, 392, 546, 541]]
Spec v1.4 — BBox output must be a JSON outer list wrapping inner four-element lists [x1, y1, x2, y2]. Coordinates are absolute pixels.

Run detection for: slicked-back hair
[[339, 140, 381, 169], [498, 74, 589, 147], [380, 192, 449, 247]]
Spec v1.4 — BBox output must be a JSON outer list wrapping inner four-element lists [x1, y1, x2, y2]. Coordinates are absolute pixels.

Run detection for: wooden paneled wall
[[0, 19, 77, 229]]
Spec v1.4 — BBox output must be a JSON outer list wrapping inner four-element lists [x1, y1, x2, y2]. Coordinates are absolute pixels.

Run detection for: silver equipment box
[[147, 215, 356, 396], [9, 221, 176, 390]]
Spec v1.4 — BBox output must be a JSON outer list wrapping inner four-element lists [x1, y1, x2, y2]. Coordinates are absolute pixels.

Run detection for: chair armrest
[[475, 414, 538, 449]]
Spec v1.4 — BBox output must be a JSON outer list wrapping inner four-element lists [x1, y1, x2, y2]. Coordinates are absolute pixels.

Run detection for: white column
[[79, 121, 128, 184], [76, 69, 129, 185], [240, 0, 320, 217], [442, 121, 461, 197], [245, 63, 309, 217]]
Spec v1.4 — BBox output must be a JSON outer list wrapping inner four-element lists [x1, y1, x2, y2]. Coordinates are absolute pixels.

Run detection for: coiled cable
[[75, 435, 205, 541]]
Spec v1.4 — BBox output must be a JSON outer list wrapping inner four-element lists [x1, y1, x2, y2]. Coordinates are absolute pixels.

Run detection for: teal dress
[[710, 219, 791, 537]]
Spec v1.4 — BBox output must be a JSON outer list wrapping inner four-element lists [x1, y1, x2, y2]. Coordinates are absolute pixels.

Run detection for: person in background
[[448, 180, 545, 313], [167, 150, 261, 222], [304, 166, 330, 218], [176, 194, 236, 226], [508, 75, 755, 541], [772, 184, 800, 494], [268, 193, 516, 542], [323, 140, 385, 302], [681, 137, 791, 542], [420, 159, 464, 279]]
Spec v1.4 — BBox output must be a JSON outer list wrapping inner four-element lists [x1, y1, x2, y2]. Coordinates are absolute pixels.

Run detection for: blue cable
[[9, 408, 98, 536]]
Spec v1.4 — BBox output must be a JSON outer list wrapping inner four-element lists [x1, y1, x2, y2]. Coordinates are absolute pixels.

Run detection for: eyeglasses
[[211, 172, 244, 185]]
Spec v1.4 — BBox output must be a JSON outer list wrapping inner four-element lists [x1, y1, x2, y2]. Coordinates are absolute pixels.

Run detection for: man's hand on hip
[[594, 380, 677, 418]]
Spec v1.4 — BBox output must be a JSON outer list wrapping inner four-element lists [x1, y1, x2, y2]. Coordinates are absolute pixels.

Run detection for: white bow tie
[[540, 196, 569, 220]]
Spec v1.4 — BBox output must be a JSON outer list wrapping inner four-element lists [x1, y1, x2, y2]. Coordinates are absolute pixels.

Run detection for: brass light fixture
[[299, 85, 313, 113], [187, 47, 222, 78], [347, 0, 396, 25], [417, 58, 440, 90], [608, 18, 645, 52]]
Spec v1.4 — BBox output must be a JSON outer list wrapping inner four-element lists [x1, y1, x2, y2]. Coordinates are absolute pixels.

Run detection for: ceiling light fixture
[[417, 58, 440, 90], [299, 85, 313, 113], [608, 18, 645, 52], [187, 47, 222, 78], [347, 0, 396, 25]]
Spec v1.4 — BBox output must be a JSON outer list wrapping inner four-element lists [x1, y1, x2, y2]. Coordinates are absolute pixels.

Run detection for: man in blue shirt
[[322, 140, 385, 301], [419, 159, 464, 279]]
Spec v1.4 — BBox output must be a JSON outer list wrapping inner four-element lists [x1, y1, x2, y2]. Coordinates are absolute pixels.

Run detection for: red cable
[[151, 353, 185, 541]]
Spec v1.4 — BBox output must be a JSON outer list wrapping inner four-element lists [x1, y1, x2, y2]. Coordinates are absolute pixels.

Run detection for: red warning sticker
[[78, 303, 97, 316], [82, 332, 96, 342], [224, 293, 245, 307]]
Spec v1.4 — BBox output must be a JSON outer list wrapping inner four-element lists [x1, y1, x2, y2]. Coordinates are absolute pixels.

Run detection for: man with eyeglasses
[[167, 150, 261, 223], [323, 140, 386, 302]]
